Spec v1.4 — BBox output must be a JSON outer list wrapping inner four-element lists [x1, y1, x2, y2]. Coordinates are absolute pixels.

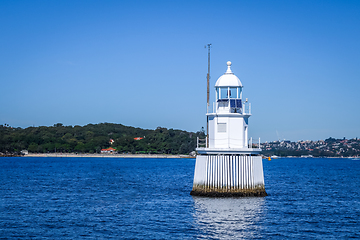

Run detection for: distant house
[[101, 147, 116, 154], [21, 150, 29, 155], [134, 137, 143, 141], [109, 139, 114, 145]]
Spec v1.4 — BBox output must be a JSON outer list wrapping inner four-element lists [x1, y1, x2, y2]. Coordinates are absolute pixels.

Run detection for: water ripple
[[0, 157, 359, 239]]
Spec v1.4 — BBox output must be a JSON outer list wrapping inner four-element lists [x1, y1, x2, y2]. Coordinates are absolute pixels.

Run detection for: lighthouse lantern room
[[191, 61, 267, 197]]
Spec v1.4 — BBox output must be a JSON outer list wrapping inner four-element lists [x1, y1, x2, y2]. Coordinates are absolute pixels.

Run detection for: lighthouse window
[[220, 87, 231, 99], [237, 87, 242, 98], [229, 88, 237, 98], [220, 88, 228, 99], [218, 123, 227, 133], [236, 99, 242, 108]]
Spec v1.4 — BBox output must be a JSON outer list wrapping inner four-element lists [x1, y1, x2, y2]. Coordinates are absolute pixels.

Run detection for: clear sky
[[1, 0, 360, 142]]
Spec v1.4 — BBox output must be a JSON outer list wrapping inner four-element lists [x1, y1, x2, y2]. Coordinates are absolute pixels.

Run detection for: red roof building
[[101, 147, 117, 154]]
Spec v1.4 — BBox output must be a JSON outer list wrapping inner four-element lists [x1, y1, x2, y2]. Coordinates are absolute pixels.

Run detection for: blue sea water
[[0, 157, 359, 239]]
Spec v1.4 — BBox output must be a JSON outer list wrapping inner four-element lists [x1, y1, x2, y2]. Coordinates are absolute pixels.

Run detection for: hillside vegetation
[[0, 123, 205, 155]]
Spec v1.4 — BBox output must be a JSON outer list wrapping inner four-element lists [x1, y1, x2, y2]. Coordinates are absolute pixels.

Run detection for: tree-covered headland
[[0, 123, 206, 155]]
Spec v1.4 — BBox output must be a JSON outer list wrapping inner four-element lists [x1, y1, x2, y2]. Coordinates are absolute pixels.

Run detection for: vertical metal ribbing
[[215, 156, 218, 189], [239, 156, 242, 189], [229, 155, 232, 190], [243, 156, 246, 189], [217, 155, 220, 189], [208, 156, 212, 190], [218, 156, 221, 190], [247, 156, 250, 189], [208, 156, 211, 189], [224, 156, 228, 189], [206, 156, 210, 189], [241, 156, 243, 188], [248, 156, 252, 189], [207, 156, 210, 190], [222, 155, 225, 190], [213, 156, 216, 189], [221, 155, 224, 190], [217, 155, 219, 190], [223, 156, 226, 190], [218, 156, 220, 190], [233, 156, 236, 189], [224, 156, 226, 190], [250, 157, 255, 188], [236, 156, 240, 189], [238, 156, 241, 189], [233, 156, 237, 189], [240, 156, 244, 189], [246, 156, 249, 189], [224, 155, 226, 190], [211, 156, 214, 189], [245, 156, 249, 189], [249, 157, 252, 188], [229, 156, 232, 190], [216, 156, 221, 188], [244, 156, 248, 189], [210, 156, 213, 189], [228, 156, 230, 190], [212, 156, 216, 188], [204, 156, 207, 190], [232, 156, 235, 189], [249, 156, 253, 188], [195, 155, 263, 193], [218, 156, 221, 189], [222, 156, 225, 190], [226, 156, 230, 190], [230, 155, 232, 190]]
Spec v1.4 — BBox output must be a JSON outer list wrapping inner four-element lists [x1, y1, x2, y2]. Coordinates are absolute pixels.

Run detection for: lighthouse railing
[[249, 137, 262, 149], [243, 102, 251, 114], [211, 100, 251, 114], [197, 137, 207, 148]]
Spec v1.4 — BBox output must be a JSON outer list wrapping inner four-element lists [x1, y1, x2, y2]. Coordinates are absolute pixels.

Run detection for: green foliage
[[0, 123, 205, 155]]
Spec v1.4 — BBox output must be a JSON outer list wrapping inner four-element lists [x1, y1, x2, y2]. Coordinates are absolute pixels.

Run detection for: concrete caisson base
[[191, 155, 267, 197], [190, 186, 267, 197]]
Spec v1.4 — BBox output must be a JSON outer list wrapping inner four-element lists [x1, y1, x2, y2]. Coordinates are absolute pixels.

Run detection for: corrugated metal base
[[191, 154, 267, 197]]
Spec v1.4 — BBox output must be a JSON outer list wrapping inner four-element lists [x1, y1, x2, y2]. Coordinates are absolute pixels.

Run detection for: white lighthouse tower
[[191, 61, 267, 197]]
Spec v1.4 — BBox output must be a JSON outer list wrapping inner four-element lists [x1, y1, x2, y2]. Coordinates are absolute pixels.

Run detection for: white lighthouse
[[191, 61, 267, 197]]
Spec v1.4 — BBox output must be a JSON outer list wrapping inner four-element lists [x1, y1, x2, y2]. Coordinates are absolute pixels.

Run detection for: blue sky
[[1, 0, 359, 142]]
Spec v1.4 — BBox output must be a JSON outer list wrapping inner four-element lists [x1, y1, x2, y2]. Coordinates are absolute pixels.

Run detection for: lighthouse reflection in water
[[192, 197, 265, 238]]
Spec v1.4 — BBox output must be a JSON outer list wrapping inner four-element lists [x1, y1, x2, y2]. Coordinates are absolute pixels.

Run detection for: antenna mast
[[206, 44, 211, 112], [206, 43, 211, 147]]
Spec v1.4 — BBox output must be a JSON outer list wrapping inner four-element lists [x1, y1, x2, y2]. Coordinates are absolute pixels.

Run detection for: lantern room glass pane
[[220, 88, 228, 99], [229, 88, 237, 98], [237, 87, 242, 98]]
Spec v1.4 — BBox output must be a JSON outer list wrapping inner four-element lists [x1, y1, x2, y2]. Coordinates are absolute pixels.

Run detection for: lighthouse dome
[[215, 61, 243, 87]]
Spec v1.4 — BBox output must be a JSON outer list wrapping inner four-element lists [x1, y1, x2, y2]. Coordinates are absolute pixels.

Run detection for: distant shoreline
[[2, 153, 357, 159], [23, 153, 195, 159]]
